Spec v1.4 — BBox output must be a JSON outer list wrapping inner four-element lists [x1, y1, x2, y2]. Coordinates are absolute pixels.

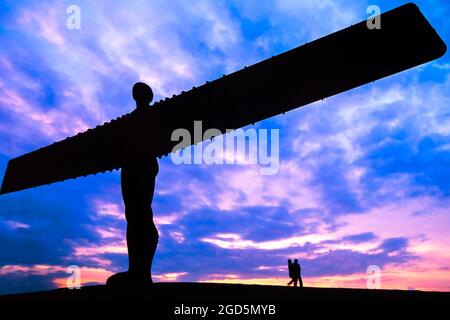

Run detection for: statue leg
[[107, 167, 158, 286], [123, 168, 158, 282], [126, 207, 158, 281]]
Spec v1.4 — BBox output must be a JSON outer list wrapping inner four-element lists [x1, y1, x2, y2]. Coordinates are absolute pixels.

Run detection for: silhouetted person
[[292, 259, 303, 288], [106, 82, 159, 286], [287, 259, 294, 286]]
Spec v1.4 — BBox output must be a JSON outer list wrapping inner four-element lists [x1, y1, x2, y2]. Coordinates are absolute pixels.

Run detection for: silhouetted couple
[[287, 259, 303, 287], [107, 82, 159, 287]]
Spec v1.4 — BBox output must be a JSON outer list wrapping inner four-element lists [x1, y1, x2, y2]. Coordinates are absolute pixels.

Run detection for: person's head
[[294, 259, 298, 263], [132, 82, 153, 109], [288, 259, 292, 264]]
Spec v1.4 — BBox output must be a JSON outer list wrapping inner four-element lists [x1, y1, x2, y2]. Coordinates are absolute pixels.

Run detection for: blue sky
[[0, 0, 449, 294]]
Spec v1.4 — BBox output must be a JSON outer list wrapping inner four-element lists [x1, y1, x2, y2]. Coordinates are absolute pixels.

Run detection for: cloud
[[153, 272, 188, 282], [1, 219, 30, 230], [379, 237, 409, 254], [17, 3, 66, 46], [0, 264, 112, 294], [341, 232, 377, 244]]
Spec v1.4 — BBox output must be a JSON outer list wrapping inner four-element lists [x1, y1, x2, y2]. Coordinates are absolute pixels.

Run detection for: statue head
[[132, 82, 153, 110]]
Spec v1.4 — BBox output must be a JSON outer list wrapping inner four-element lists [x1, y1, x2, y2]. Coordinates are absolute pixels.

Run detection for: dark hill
[[1, 282, 448, 317]]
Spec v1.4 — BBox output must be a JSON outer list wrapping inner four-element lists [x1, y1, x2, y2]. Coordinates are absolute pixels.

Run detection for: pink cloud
[[0, 264, 64, 276], [18, 5, 66, 46], [92, 199, 124, 220], [153, 272, 188, 282], [2, 219, 30, 230], [73, 240, 127, 257]]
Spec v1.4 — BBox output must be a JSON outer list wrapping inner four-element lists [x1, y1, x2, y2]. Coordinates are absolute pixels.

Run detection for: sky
[[0, 0, 449, 295]]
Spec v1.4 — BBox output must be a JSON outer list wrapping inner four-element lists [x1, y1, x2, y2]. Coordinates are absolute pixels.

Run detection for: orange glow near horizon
[[197, 254, 450, 292], [199, 267, 450, 292], [52, 267, 113, 288], [1, 261, 449, 292]]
